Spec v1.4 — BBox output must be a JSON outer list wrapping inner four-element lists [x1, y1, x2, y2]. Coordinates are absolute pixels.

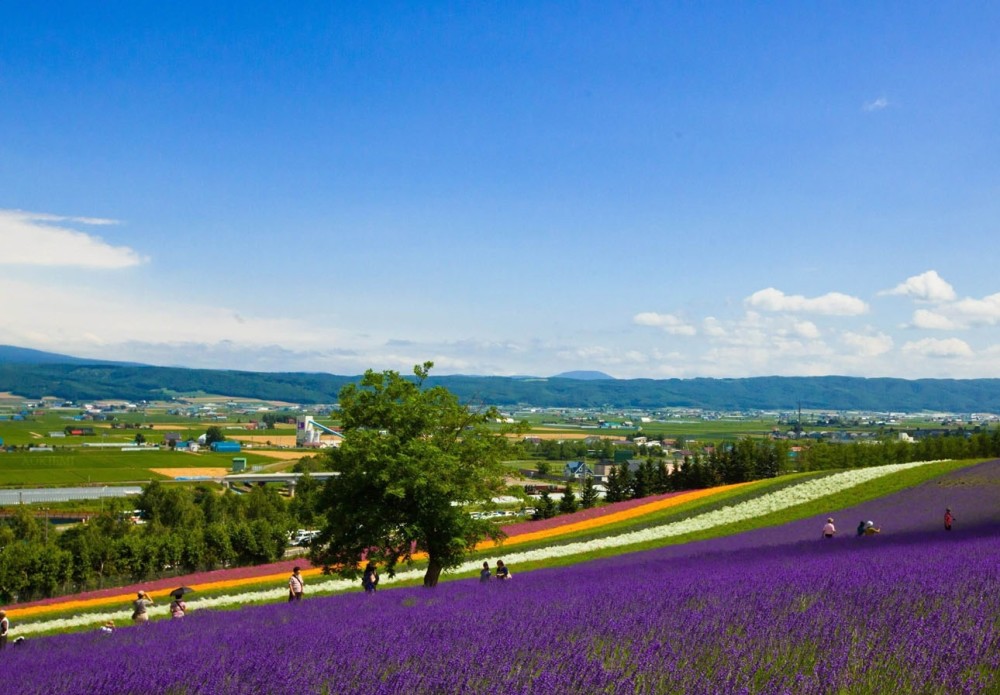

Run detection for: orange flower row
[[10, 483, 748, 621], [7, 567, 328, 621], [476, 482, 750, 550]]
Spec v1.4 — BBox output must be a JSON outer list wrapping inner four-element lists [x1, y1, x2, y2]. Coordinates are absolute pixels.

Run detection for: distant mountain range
[[0, 345, 140, 367], [552, 370, 616, 380], [2, 345, 1000, 412]]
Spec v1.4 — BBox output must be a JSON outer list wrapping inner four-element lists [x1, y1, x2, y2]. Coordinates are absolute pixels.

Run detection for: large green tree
[[204, 426, 226, 445], [310, 362, 518, 587]]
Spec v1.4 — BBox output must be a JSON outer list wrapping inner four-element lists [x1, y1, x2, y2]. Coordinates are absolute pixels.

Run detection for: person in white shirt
[[822, 517, 836, 539], [288, 566, 304, 602]]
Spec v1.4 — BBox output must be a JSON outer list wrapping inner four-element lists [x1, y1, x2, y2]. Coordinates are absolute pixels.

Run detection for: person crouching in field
[[863, 520, 881, 535]]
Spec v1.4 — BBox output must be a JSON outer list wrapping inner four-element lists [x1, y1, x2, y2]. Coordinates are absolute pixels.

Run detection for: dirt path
[[151, 467, 229, 479]]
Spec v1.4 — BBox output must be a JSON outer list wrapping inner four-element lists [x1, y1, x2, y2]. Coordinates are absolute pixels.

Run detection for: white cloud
[[792, 321, 821, 339], [632, 312, 697, 335], [895, 286, 1000, 330], [686, 311, 837, 378], [863, 96, 889, 112], [882, 270, 956, 303], [701, 317, 726, 337], [911, 309, 959, 330], [0, 209, 147, 268], [901, 337, 973, 358], [0, 277, 349, 355], [951, 293, 1000, 325], [840, 331, 893, 357], [745, 287, 868, 316]]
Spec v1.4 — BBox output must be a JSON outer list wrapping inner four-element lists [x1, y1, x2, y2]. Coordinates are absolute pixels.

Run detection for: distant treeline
[[3, 362, 1000, 412]]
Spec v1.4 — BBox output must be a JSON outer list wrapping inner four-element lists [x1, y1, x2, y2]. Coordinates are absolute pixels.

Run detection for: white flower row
[[454, 458, 947, 567], [15, 460, 945, 636]]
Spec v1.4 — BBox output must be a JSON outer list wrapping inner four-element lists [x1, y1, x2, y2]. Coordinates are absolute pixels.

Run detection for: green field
[[523, 414, 962, 442], [1, 406, 965, 491], [0, 449, 279, 486]]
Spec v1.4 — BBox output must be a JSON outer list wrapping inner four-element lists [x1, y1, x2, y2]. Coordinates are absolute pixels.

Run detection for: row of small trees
[[530, 427, 1000, 519], [0, 481, 310, 603], [531, 476, 601, 519], [796, 428, 1000, 470]]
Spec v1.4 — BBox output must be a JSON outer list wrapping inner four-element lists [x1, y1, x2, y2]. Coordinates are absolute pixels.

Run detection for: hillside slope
[[5, 459, 998, 695], [4, 358, 1000, 410]]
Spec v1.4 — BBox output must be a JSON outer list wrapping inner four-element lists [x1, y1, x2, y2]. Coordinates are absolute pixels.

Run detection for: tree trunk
[[423, 557, 443, 587]]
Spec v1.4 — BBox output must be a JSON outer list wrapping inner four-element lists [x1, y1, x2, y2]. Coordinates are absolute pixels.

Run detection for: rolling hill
[[2, 345, 1000, 411]]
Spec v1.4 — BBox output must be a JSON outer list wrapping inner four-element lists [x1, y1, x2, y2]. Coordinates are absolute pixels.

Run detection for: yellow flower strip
[[10, 482, 749, 621], [476, 482, 751, 550], [6, 566, 329, 621]]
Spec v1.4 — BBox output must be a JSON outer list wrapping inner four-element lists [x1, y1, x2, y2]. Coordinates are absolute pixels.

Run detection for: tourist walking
[[495, 559, 512, 580], [131, 590, 154, 624], [944, 508, 955, 531], [288, 566, 304, 602], [822, 518, 836, 539], [0, 610, 9, 649], [480, 561, 491, 583], [362, 562, 379, 593]]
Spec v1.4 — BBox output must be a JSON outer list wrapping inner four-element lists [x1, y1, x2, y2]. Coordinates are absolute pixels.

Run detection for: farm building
[[563, 460, 594, 480]]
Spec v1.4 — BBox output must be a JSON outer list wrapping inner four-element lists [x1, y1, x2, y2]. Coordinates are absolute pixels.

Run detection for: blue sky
[[2, 3, 999, 379]]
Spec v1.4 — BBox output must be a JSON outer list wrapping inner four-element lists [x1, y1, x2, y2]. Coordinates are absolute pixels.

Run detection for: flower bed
[[480, 483, 751, 550], [4, 460, 997, 694], [7, 483, 748, 621], [9, 459, 963, 635], [499, 489, 692, 534]]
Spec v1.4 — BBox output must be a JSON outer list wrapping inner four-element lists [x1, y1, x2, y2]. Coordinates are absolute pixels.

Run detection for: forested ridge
[[2, 361, 1000, 411]]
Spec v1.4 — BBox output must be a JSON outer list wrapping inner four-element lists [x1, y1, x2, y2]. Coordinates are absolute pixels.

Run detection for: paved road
[[0, 485, 142, 505]]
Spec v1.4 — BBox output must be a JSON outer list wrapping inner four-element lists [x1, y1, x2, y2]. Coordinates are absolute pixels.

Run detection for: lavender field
[[5, 461, 999, 694]]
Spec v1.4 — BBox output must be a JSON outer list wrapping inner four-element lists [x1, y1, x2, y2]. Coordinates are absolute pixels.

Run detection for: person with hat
[[132, 590, 154, 623]]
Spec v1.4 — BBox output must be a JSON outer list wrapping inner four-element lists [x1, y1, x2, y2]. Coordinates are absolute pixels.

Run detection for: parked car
[[289, 529, 319, 546]]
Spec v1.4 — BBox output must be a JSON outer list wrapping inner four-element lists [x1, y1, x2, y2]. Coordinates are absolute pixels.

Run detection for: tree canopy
[[204, 426, 226, 445], [310, 362, 519, 587]]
